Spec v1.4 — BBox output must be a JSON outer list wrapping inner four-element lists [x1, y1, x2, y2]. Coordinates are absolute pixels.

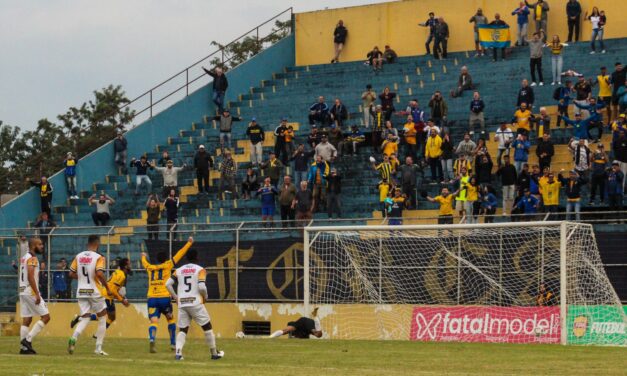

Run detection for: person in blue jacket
[[256, 177, 279, 228], [515, 188, 540, 218], [574, 98, 607, 142], [559, 113, 593, 140], [480, 185, 498, 223], [511, 2, 530, 46], [511, 134, 531, 173]]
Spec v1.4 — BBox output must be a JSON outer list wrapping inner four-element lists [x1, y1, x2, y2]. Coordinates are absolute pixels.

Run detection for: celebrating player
[[67, 235, 112, 355], [141, 236, 193, 353], [165, 249, 224, 361], [18, 237, 51, 354], [269, 308, 323, 338]]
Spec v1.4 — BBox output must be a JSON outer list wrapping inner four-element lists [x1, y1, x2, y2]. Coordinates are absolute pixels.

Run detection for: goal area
[[303, 222, 627, 345]]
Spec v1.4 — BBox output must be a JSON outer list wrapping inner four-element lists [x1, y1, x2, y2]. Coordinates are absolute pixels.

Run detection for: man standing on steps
[[113, 130, 128, 174], [565, 0, 582, 43], [193, 145, 213, 194], [469, 8, 488, 57], [212, 109, 241, 154], [489, 14, 509, 62], [202, 66, 228, 113], [331, 20, 347, 64], [525, 0, 549, 42], [246, 118, 265, 167], [433, 17, 449, 60], [418, 12, 438, 56], [528, 30, 545, 86]]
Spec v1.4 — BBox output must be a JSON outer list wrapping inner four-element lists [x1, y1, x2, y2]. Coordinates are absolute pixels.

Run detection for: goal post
[[303, 221, 626, 346]]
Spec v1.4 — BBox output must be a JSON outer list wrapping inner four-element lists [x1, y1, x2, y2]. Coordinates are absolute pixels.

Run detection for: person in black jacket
[[379, 87, 396, 121], [516, 79, 535, 109], [418, 12, 438, 55], [433, 17, 449, 59], [326, 168, 342, 218], [291, 144, 315, 188], [331, 20, 348, 63], [329, 98, 348, 129], [558, 169, 587, 220], [246, 118, 265, 166], [29, 177, 53, 217], [475, 155, 493, 186], [113, 130, 128, 174], [497, 155, 518, 215], [274, 118, 289, 165], [566, 0, 582, 42], [193, 145, 214, 194], [536, 133, 555, 171], [202, 66, 228, 113]]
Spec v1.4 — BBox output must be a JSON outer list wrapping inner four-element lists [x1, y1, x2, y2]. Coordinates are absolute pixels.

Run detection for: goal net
[[304, 222, 626, 345]]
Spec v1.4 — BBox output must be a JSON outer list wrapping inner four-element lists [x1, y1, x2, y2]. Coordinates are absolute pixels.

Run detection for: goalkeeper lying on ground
[[269, 308, 323, 339]]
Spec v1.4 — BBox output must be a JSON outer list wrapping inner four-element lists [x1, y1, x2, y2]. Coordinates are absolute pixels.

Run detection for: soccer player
[[166, 249, 223, 361], [269, 308, 323, 339], [141, 236, 193, 353], [68, 235, 112, 355], [18, 237, 51, 354]]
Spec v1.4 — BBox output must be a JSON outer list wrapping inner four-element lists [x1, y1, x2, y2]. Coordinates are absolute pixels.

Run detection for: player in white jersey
[[67, 235, 112, 356], [18, 237, 50, 354], [165, 249, 223, 361]]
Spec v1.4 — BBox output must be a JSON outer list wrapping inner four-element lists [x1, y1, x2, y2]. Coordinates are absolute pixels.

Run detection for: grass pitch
[[1, 337, 626, 375]]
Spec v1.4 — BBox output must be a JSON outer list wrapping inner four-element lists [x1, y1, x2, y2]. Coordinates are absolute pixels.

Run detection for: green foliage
[[0, 85, 135, 194]]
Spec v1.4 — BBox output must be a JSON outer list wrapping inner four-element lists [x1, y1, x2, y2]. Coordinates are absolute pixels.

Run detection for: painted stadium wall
[[295, 0, 627, 66]]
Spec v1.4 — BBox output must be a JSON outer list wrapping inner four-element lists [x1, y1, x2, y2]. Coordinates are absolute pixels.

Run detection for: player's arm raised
[[140, 252, 150, 269], [27, 258, 41, 304], [172, 236, 194, 264]]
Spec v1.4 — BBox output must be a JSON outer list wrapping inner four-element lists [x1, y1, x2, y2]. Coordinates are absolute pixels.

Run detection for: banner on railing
[[566, 305, 627, 345]]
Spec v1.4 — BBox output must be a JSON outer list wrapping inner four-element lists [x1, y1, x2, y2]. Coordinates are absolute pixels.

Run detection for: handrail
[[119, 7, 293, 121]]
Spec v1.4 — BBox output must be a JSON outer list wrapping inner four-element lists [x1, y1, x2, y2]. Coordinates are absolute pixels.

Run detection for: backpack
[[552, 87, 561, 101]]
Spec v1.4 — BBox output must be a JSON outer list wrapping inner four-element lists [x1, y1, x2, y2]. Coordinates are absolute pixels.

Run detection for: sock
[[20, 325, 29, 341], [167, 320, 176, 346], [314, 317, 322, 332], [148, 323, 157, 342], [204, 329, 217, 355], [27, 320, 46, 342], [72, 317, 90, 340], [270, 330, 284, 338], [95, 316, 107, 349], [175, 331, 186, 356], [106, 317, 113, 329], [90, 314, 97, 321]]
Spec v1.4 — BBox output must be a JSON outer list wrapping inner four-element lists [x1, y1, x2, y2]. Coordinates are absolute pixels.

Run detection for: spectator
[[453, 154, 473, 177], [402, 116, 418, 161], [576, 98, 606, 142], [573, 76, 592, 116], [525, 0, 550, 41], [291, 144, 314, 187], [569, 138, 591, 177], [455, 132, 476, 158], [326, 168, 342, 218], [585, 7, 606, 54], [441, 132, 455, 183], [489, 14, 508, 61], [63, 152, 78, 199], [425, 131, 443, 183], [548, 35, 567, 85], [589, 144, 608, 205], [517, 79, 536, 108], [163, 189, 179, 231], [361, 85, 377, 127], [378, 179, 392, 217], [246, 118, 265, 166], [405, 100, 427, 148], [89, 193, 114, 226], [366, 46, 383, 72], [113, 130, 128, 174], [34, 212, 56, 252], [383, 45, 398, 64], [372, 154, 394, 184], [425, 187, 458, 225], [273, 118, 289, 164], [469, 8, 488, 56], [539, 172, 561, 213], [308, 155, 329, 212], [418, 12, 438, 55], [512, 102, 534, 136], [532, 107, 551, 135], [476, 155, 494, 186], [512, 133, 531, 173], [17, 234, 29, 257], [38, 262, 48, 300], [218, 150, 237, 200], [130, 155, 154, 195], [593, 67, 612, 123], [52, 259, 70, 300], [468, 91, 485, 135], [341, 125, 365, 157], [379, 87, 396, 121], [555, 81, 575, 127], [497, 155, 518, 215], [607, 162, 625, 212], [241, 168, 260, 201], [146, 194, 160, 240], [560, 113, 592, 140], [260, 151, 284, 187], [536, 133, 555, 171], [612, 130, 627, 192], [193, 145, 213, 194], [381, 133, 398, 158], [528, 31, 545, 86], [29, 176, 53, 217], [307, 126, 321, 149], [463, 176, 480, 224], [213, 109, 241, 153], [331, 20, 347, 63], [154, 159, 185, 198], [565, 0, 582, 42], [293, 181, 314, 227], [558, 169, 587, 220], [433, 17, 449, 60], [157, 151, 171, 167], [398, 156, 419, 207], [428, 91, 448, 127], [309, 96, 330, 128], [610, 63, 626, 120], [314, 134, 337, 163], [451, 66, 474, 98], [387, 188, 407, 225], [618, 79, 627, 114], [512, 2, 531, 46], [202, 66, 228, 113], [370, 105, 385, 152], [529, 164, 543, 198], [515, 189, 540, 219], [285, 125, 295, 157], [480, 185, 498, 223], [278, 176, 297, 227], [454, 167, 470, 217], [495, 123, 514, 167], [329, 99, 348, 129]]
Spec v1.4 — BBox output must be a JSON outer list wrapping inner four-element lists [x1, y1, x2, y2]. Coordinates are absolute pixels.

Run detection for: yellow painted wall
[[295, 0, 627, 66]]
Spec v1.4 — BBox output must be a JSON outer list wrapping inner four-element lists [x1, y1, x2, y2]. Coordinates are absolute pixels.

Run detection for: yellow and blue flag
[[478, 25, 511, 48]]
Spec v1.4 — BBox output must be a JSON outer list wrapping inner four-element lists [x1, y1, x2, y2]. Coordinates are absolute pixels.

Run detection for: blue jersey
[[257, 185, 278, 206]]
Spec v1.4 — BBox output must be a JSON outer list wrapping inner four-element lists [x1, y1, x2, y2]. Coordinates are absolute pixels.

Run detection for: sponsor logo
[[590, 321, 625, 335], [572, 316, 588, 337], [181, 268, 196, 275], [79, 257, 93, 264]]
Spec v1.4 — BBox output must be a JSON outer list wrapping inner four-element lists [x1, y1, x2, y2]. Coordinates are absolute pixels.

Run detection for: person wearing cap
[[29, 176, 53, 217], [218, 150, 237, 200], [260, 152, 284, 187], [154, 159, 186, 198], [274, 118, 289, 164], [307, 155, 330, 212], [611, 114, 627, 145], [202, 66, 228, 113], [329, 98, 348, 129], [314, 135, 337, 163], [278, 176, 297, 227], [515, 189, 540, 219], [589, 143, 608, 205], [383, 45, 397, 64], [558, 169, 587, 221], [63, 152, 79, 199], [193, 145, 214, 194], [308, 96, 330, 127], [246, 118, 265, 166], [361, 85, 377, 128], [606, 162, 625, 212], [212, 109, 241, 154], [113, 130, 128, 174], [610, 63, 626, 120], [326, 168, 342, 218], [130, 155, 154, 195]]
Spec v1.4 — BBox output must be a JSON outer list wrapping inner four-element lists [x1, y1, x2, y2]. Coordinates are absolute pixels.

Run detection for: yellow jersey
[[102, 269, 127, 301], [142, 241, 192, 298], [539, 180, 561, 206], [514, 109, 532, 131], [435, 195, 454, 216], [381, 140, 398, 156], [597, 75, 612, 98]]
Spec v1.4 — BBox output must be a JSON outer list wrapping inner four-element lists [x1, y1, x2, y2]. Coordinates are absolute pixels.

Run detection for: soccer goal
[[303, 222, 627, 345]]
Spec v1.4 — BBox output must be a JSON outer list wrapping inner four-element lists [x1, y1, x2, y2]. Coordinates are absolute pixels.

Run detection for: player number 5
[[183, 276, 192, 292]]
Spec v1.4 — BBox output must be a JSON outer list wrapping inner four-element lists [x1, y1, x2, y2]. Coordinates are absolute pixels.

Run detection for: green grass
[[1, 337, 626, 375]]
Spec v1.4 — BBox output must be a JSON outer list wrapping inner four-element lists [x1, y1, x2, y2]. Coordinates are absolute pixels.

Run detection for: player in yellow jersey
[[141, 236, 193, 353]]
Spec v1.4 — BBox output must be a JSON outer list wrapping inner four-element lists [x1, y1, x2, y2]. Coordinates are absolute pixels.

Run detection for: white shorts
[[78, 297, 107, 316], [178, 304, 210, 328], [20, 295, 49, 318]]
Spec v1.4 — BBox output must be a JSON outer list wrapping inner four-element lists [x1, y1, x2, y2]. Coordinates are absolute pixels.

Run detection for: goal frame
[[303, 221, 572, 344]]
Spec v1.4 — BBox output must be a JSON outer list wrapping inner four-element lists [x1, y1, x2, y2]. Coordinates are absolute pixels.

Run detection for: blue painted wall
[[0, 34, 295, 230]]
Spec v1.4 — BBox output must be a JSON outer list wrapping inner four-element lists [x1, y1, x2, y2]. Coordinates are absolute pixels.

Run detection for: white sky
[[0, 0, 390, 131]]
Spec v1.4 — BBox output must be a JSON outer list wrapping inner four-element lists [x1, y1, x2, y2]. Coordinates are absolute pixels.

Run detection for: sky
[[0, 0, 390, 131]]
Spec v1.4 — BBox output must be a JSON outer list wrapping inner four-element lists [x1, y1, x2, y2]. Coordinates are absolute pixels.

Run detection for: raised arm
[[172, 237, 194, 264]]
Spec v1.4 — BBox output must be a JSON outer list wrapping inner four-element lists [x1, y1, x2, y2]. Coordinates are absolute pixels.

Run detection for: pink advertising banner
[[410, 306, 561, 344]]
